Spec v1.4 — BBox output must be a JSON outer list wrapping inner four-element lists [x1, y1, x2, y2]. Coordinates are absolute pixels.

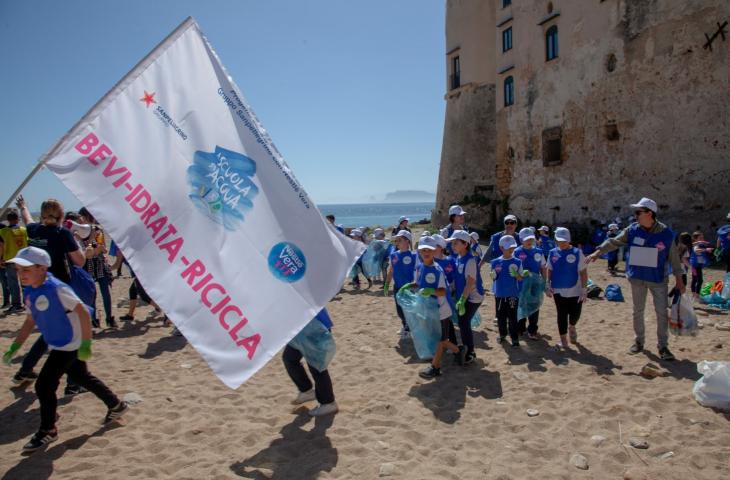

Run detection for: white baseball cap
[[469, 231, 480, 241], [394, 230, 412, 242], [68, 220, 92, 239], [504, 214, 517, 223], [431, 234, 447, 248], [349, 229, 363, 238], [417, 236, 437, 251], [608, 223, 619, 231], [447, 230, 471, 243], [398, 216, 409, 224], [373, 228, 385, 239], [726, 212, 730, 220], [630, 197, 657, 213], [448, 205, 466, 216], [518, 227, 535, 242], [7, 246, 51, 267], [538, 225, 549, 232], [499, 235, 517, 250], [554, 227, 571, 242]]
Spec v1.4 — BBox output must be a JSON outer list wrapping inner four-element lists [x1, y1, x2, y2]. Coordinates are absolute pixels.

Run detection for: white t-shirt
[[546, 249, 587, 298], [26, 284, 83, 351], [463, 258, 485, 303], [435, 271, 453, 320]]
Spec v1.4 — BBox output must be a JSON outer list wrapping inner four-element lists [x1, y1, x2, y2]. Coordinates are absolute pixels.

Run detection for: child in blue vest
[[2, 247, 127, 453], [606, 224, 620, 274], [402, 236, 463, 379], [490, 235, 525, 347], [716, 213, 730, 272], [384, 230, 417, 338], [546, 228, 588, 350], [514, 228, 546, 340], [449, 230, 485, 363], [537, 225, 555, 259], [690, 231, 714, 298], [349, 229, 371, 289]]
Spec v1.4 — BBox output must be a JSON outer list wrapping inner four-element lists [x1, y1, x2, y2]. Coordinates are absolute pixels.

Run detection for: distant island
[[382, 190, 435, 203]]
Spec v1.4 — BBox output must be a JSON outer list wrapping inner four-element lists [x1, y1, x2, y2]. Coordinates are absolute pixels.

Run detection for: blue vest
[[689, 242, 711, 267], [390, 250, 416, 289], [514, 246, 543, 275], [488, 231, 521, 260], [717, 225, 730, 250], [538, 235, 555, 258], [549, 247, 581, 289], [490, 257, 522, 298], [626, 224, 675, 283], [24, 274, 75, 349], [454, 254, 485, 299], [315, 308, 333, 329], [415, 262, 444, 292], [435, 256, 456, 287]]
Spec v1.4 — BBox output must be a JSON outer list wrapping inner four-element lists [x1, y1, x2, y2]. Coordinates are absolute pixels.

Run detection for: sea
[[317, 202, 435, 229]]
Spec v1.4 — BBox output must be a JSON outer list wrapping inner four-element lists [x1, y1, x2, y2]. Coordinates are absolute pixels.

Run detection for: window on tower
[[502, 27, 513, 52], [546, 25, 559, 61], [504, 76, 514, 107]]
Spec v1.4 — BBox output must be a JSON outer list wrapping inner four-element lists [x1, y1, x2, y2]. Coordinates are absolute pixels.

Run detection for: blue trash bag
[[517, 275, 545, 320], [288, 318, 337, 372], [450, 301, 482, 328], [362, 240, 389, 278], [722, 272, 730, 301], [396, 288, 441, 360], [605, 284, 624, 302], [701, 292, 726, 305]]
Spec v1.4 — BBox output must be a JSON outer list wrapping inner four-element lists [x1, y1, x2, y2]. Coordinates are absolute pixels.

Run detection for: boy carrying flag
[[3, 247, 127, 453]]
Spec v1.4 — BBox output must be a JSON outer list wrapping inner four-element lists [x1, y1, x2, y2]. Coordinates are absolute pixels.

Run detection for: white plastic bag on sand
[[693, 361, 730, 410], [669, 293, 698, 336]]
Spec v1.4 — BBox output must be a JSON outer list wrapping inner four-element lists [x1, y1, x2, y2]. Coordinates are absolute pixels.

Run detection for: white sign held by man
[[40, 17, 364, 388]]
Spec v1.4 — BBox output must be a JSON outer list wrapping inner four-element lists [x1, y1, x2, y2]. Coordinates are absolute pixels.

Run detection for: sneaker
[[399, 328, 411, 339], [22, 429, 58, 453], [119, 314, 134, 321], [464, 351, 477, 365], [291, 389, 316, 405], [64, 385, 88, 396], [308, 402, 338, 417], [527, 332, 539, 341], [628, 342, 644, 355], [12, 371, 38, 385], [496, 336, 505, 344], [106, 317, 117, 328], [419, 365, 441, 379], [511, 340, 520, 348], [658, 347, 676, 361], [6, 305, 25, 315], [103, 401, 129, 424], [92, 319, 101, 329]]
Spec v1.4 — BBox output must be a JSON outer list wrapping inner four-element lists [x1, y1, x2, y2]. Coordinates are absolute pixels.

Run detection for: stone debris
[[590, 435, 606, 447], [716, 322, 730, 331], [629, 438, 649, 449], [658, 451, 674, 460], [526, 409, 540, 417], [512, 371, 529, 381], [570, 453, 589, 470], [640, 363, 665, 379], [122, 392, 144, 405], [379, 463, 396, 477]]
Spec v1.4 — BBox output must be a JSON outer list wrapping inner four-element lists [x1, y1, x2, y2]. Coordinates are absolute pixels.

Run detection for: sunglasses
[[504, 220, 516, 225]]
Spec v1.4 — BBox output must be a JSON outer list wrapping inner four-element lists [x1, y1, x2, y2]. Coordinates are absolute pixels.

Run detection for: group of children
[[344, 206, 590, 379]]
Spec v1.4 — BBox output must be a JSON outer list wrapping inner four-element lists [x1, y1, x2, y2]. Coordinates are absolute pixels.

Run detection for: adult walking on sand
[[586, 197, 685, 361]]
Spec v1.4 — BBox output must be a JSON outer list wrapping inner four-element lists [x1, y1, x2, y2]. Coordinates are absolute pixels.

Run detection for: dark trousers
[[395, 302, 408, 330], [129, 277, 152, 304], [95, 276, 113, 323], [282, 345, 335, 405], [19, 337, 76, 389], [691, 266, 704, 294], [36, 349, 119, 431], [0, 267, 9, 306], [518, 310, 540, 335], [553, 294, 582, 335], [496, 297, 519, 341], [608, 257, 618, 271], [457, 301, 481, 353], [723, 249, 730, 272]]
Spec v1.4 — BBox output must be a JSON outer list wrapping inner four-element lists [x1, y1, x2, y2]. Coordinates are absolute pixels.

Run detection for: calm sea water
[[317, 202, 435, 228]]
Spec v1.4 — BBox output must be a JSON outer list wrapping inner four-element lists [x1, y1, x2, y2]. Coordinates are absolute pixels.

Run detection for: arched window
[[546, 25, 559, 61], [504, 76, 514, 107]]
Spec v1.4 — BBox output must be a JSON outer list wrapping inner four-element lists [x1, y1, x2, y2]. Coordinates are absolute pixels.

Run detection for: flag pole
[[0, 161, 46, 219]]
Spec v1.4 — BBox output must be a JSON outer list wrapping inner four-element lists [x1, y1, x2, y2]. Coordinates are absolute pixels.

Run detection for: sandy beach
[[1, 243, 729, 479]]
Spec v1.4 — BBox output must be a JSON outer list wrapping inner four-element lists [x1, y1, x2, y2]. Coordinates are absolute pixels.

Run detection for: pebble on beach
[[379, 463, 396, 477], [526, 409, 540, 417], [570, 453, 589, 470], [590, 435, 606, 447], [629, 438, 650, 449]]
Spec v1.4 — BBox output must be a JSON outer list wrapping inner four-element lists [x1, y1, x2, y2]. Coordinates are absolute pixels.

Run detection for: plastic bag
[[605, 284, 624, 302], [288, 318, 337, 372], [693, 361, 730, 410], [722, 272, 730, 300], [362, 240, 389, 279], [701, 292, 725, 305], [669, 293, 698, 336], [396, 288, 441, 360], [450, 308, 481, 328], [700, 281, 713, 297], [517, 275, 545, 320]]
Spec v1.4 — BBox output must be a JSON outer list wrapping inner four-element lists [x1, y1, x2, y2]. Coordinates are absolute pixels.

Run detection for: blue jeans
[[5, 262, 22, 308], [96, 276, 113, 323], [0, 267, 9, 306]]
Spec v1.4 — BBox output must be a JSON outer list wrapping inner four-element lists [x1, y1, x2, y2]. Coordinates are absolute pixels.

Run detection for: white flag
[[42, 17, 364, 388]]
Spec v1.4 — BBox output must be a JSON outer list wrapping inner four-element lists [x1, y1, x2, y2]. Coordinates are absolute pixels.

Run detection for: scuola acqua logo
[[187, 146, 259, 230]]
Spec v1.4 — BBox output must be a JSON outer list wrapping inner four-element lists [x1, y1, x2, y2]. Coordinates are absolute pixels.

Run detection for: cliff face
[[436, 0, 730, 233]]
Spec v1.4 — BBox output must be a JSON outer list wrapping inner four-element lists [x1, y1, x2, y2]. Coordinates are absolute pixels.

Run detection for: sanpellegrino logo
[[187, 146, 259, 230], [268, 242, 306, 283]]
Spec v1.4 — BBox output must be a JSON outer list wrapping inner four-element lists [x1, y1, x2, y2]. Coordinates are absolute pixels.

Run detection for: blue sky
[[0, 0, 446, 211]]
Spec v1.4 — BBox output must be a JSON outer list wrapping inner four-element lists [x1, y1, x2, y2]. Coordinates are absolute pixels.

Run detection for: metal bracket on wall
[[703, 21, 728, 51]]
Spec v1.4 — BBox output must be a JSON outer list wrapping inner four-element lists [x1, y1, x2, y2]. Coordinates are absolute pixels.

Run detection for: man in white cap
[[440, 205, 469, 256], [391, 216, 411, 237], [716, 212, 730, 272], [587, 197, 684, 361], [484, 214, 521, 263]]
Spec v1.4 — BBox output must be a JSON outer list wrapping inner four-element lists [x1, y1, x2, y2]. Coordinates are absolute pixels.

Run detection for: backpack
[[68, 265, 96, 310], [605, 284, 624, 302], [586, 284, 603, 299]]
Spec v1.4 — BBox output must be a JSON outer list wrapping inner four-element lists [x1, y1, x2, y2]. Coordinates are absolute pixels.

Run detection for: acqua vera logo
[[187, 146, 259, 230], [268, 242, 307, 283]]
